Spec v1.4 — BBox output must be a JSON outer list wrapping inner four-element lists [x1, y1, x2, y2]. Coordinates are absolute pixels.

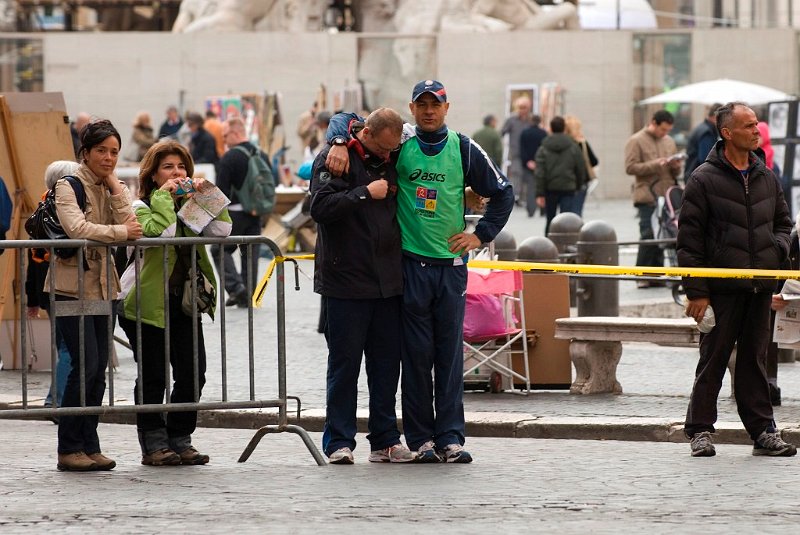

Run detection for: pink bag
[[463, 294, 506, 340]]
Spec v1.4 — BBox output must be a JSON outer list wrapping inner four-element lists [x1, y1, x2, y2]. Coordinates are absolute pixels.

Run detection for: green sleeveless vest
[[395, 130, 464, 258]]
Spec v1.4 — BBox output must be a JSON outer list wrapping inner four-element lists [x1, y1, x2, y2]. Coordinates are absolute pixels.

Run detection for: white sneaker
[[368, 443, 418, 463], [328, 447, 354, 465]]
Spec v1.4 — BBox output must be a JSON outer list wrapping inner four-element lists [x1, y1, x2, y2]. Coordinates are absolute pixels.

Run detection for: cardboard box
[[515, 273, 572, 388]]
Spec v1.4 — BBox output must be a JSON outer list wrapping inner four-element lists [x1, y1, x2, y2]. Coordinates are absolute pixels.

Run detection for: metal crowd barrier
[[0, 236, 325, 466]]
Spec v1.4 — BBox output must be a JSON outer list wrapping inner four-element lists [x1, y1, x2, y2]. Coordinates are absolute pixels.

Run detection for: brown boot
[[141, 448, 181, 466], [178, 446, 210, 465], [57, 452, 97, 472], [87, 452, 116, 471]]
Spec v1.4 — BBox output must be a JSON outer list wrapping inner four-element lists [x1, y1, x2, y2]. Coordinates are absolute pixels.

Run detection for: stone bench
[[554, 316, 700, 395]]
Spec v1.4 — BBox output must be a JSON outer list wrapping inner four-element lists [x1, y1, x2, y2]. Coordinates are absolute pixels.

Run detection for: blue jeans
[[44, 330, 71, 407], [400, 257, 467, 450], [56, 296, 111, 455], [322, 295, 402, 455]]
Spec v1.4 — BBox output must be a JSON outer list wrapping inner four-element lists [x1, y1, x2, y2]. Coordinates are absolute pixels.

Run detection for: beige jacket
[[46, 164, 133, 300], [624, 127, 680, 206]]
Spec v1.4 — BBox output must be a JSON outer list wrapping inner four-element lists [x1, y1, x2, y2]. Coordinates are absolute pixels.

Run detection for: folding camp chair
[[462, 269, 531, 395]]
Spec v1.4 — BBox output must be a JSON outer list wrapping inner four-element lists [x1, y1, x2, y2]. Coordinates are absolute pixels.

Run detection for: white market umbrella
[[639, 79, 795, 106]]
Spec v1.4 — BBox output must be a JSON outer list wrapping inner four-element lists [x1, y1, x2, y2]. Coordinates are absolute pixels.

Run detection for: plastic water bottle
[[697, 305, 716, 333], [683, 297, 716, 333]]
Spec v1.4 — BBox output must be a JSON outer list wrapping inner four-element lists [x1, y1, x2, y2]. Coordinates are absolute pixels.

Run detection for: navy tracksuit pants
[[322, 295, 403, 455], [400, 257, 468, 451]]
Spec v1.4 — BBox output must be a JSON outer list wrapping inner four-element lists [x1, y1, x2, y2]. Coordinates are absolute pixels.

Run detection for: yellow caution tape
[[250, 255, 800, 308], [252, 254, 316, 308], [467, 259, 800, 280]]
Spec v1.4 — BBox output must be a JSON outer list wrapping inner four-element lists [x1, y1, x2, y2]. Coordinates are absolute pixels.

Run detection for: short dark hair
[[205, 109, 217, 119], [482, 114, 495, 127], [715, 101, 750, 132], [316, 110, 332, 127], [186, 112, 204, 128], [79, 119, 121, 160], [550, 116, 565, 133], [708, 103, 722, 118], [652, 110, 674, 125], [531, 114, 542, 126]]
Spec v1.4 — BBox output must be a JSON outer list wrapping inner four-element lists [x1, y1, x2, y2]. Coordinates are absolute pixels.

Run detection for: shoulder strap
[[232, 144, 255, 158], [61, 175, 86, 212]]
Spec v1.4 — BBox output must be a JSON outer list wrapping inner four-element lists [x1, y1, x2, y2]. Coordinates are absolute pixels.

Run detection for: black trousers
[[56, 297, 111, 455], [685, 292, 775, 440], [119, 294, 207, 440], [635, 204, 663, 267]]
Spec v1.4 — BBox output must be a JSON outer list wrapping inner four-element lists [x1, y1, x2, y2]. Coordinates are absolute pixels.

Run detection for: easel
[[0, 92, 75, 369]]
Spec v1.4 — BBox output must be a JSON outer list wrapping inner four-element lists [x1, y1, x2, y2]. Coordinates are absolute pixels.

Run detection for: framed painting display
[[768, 101, 790, 140], [773, 143, 787, 175], [504, 84, 539, 118]]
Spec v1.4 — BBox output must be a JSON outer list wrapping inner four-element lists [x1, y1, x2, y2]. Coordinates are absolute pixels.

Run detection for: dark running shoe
[[416, 441, 442, 463], [753, 431, 797, 457], [690, 431, 716, 457], [440, 444, 473, 464]]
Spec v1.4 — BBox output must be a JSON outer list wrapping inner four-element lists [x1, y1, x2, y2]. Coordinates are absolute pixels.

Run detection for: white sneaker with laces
[[328, 447, 354, 464], [368, 443, 418, 463]]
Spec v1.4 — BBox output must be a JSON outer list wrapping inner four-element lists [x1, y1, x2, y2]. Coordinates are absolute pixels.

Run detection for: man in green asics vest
[[325, 80, 514, 463]]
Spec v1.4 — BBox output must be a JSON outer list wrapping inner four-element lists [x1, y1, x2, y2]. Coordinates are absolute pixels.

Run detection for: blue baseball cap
[[412, 79, 447, 102]]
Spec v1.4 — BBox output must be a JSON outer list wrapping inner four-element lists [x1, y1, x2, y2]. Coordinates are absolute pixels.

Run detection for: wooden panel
[[0, 93, 74, 370], [515, 273, 572, 388]]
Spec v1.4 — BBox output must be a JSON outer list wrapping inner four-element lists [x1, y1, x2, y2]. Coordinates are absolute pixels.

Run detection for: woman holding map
[[118, 140, 231, 467]]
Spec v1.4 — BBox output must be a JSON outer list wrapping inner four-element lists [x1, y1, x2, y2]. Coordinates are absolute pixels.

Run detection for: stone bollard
[[517, 236, 560, 263], [493, 229, 518, 261], [576, 220, 619, 317], [547, 213, 583, 306]]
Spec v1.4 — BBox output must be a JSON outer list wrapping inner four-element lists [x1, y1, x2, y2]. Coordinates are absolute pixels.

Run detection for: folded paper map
[[177, 184, 231, 234]]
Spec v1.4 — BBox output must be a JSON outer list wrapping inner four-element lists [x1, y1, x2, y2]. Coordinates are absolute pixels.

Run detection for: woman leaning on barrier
[[118, 140, 232, 467], [48, 119, 143, 472]]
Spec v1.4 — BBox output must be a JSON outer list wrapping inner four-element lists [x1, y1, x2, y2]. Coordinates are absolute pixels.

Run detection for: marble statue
[[172, 0, 580, 34]]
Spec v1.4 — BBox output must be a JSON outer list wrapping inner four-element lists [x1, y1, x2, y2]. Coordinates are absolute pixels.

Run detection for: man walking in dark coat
[[534, 116, 586, 235], [684, 103, 721, 181], [520, 115, 548, 217]]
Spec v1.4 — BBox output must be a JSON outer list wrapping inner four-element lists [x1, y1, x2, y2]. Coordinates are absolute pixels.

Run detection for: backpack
[[24, 175, 86, 259], [0, 177, 12, 254], [231, 145, 275, 216]]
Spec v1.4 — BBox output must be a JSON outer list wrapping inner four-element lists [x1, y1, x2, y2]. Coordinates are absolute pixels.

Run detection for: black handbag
[[25, 175, 85, 259]]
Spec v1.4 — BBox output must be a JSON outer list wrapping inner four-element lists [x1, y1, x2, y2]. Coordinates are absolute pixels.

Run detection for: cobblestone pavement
[[2, 419, 800, 533]]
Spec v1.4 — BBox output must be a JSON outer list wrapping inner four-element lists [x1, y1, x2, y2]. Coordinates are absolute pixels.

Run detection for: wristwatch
[[331, 136, 347, 146]]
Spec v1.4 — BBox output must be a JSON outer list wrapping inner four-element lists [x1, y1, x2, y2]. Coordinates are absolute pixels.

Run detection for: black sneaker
[[690, 431, 716, 457], [753, 430, 797, 457]]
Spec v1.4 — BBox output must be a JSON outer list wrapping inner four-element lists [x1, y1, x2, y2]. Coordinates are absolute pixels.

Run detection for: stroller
[[651, 185, 684, 304]]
